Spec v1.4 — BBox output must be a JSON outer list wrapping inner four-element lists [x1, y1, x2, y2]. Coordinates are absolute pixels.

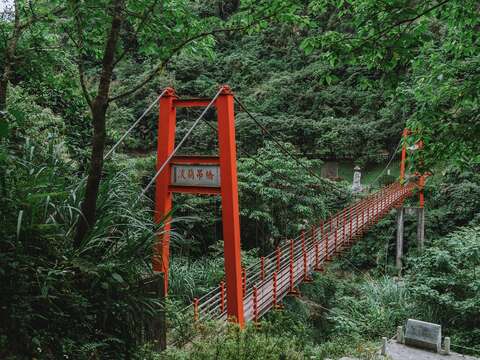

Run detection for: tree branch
[[17, 4, 66, 32], [322, 0, 452, 55], [73, 4, 92, 109], [109, 7, 286, 102], [112, 0, 161, 67], [361, 0, 452, 45]]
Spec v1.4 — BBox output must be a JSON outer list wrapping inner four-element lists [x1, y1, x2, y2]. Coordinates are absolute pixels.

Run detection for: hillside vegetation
[[0, 1, 479, 359]]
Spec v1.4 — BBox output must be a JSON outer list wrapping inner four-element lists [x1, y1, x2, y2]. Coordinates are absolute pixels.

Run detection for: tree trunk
[[74, 0, 124, 246], [0, 79, 7, 113], [0, 1, 20, 113]]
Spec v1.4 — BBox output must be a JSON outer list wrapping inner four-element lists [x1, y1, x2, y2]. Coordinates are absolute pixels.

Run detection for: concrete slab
[[385, 341, 479, 360]]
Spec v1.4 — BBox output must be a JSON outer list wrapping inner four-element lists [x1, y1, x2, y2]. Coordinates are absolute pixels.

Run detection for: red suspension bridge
[[108, 85, 426, 329], [191, 181, 415, 324]]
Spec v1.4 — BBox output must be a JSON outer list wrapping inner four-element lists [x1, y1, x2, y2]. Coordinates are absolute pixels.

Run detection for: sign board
[[171, 164, 220, 188], [404, 319, 441, 352]]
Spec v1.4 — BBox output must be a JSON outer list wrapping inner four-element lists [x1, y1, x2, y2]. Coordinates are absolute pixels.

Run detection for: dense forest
[[0, 0, 479, 359]]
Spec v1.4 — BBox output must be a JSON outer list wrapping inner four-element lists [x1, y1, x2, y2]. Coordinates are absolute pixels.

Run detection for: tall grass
[[0, 140, 172, 359]]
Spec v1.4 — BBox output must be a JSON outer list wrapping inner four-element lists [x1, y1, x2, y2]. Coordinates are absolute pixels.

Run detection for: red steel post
[[288, 239, 299, 295], [154, 88, 177, 294], [400, 128, 409, 183], [216, 86, 245, 327], [419, 175, 425, 208], [273, 272, 277, 307]]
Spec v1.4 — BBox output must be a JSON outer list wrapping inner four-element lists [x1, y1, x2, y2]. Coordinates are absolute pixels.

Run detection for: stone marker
[[404, 319, 441, 352], [397, 325, 404, 344], [444, 337, 451, 355], [381, 337, 388, 355], [351, 166, 363, 193]]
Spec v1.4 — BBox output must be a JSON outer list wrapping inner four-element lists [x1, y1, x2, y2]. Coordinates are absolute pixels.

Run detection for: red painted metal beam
[[216, 85, 245, 327], [168, 185, 220, 194], [173, 98, 214, 108], [171, 155, 220, 165]]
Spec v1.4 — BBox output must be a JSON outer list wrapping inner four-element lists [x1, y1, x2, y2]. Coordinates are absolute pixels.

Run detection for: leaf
[[9, 108, 25, 123], [17, 210, 24, 240], [0, 119, 8, 138], [112, 273, 124, 283]]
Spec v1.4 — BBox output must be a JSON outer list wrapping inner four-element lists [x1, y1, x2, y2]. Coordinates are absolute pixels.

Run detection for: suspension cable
[[135, 88, 223, 203], [194, 110, 331, 194], [233, 96, 343, 194], [369, 140, 402, 186], [104, 89, 168, 160]]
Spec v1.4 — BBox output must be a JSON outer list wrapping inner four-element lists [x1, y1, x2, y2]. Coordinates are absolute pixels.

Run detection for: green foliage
[[170, 28, 403, 164], [302, 0, 480, 169], [0, 130, 164, 358], [6, 86, 66, 148], [157, 323, 306, 360], [329, 276, 414, 339], [238, 142, 349, 249], [424, 166, 480, 238], [406, 225, 480, 352]]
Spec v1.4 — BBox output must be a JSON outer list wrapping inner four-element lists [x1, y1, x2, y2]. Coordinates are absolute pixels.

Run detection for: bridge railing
[[190, 181, 415, 323]]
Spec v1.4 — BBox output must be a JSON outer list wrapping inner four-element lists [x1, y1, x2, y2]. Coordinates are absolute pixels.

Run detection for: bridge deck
[[192, 182, 415, 323]]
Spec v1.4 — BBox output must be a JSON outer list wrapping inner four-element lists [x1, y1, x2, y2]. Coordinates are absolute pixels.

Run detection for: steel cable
[[104, 89, 168, 160], [135, 88, 222, 203]]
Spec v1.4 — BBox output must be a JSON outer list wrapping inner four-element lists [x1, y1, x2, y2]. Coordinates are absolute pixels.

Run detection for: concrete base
[[396, 207, 404, 271], [403, 206, 426, 251], [383, 341, 479, 360], [417, 207, 425, 250]]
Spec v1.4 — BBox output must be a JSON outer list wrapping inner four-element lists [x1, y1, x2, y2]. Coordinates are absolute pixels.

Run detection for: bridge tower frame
[[154, 85, 244, 327]]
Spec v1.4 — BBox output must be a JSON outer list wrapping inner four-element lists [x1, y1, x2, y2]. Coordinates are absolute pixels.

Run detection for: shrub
[[0, 138, 165, 358], [156, 323, 305, 360], [406, 225, 480, 353]]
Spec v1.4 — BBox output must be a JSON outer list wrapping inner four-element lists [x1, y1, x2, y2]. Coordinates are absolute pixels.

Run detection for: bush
[[0, 137, 165, 358], [155, 323, 306, 360], [406, 225, 480, 353], [424, 166, 480, 239]]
